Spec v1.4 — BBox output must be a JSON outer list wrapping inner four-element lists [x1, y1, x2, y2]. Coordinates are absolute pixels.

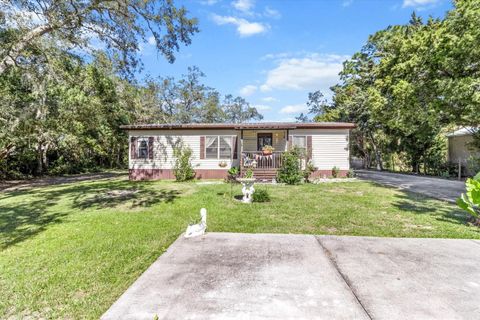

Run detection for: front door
[[257, 133, 273, 151]]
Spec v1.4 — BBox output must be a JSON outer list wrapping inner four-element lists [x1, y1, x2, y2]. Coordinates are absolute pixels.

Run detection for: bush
[[457, 172, 480, 225], [435, 162, 459, 178], [253, 189, 270, 202], [277, 148, 303, 185], [332, 166, 340, 178], [244, 168, 254, 179], [303, 161, 316, 183], [346, 169, 355, 178], [467, 156, 480, 177], [173, 145, 195, 181], [226, 166, 239, 183]]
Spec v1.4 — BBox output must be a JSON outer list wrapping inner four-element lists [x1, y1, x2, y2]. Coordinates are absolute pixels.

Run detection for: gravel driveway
[[356, 170, 466, 203]]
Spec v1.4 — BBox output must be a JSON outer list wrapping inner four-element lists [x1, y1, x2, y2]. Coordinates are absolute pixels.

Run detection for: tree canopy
[[0, 1, 263, 178], [0, 0, 199, 76], [307, 0, 479, 175]]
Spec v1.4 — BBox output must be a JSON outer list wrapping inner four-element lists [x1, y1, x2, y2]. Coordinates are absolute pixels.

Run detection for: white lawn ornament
[[237, 178, 256, 203], [185, 208, 207, 238]]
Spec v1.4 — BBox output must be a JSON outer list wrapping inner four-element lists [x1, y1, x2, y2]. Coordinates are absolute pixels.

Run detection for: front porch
[[239, 129, 298, 180]]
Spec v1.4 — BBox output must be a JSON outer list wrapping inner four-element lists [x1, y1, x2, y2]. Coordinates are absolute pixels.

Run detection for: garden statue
[[185, 208, 207, 238], [241, 180, 255, 203], [236, 171, 255, 203]]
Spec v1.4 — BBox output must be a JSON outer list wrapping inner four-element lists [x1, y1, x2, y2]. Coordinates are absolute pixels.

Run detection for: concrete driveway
[[356, 170, 466, 203], [102, 233, 480, 320]]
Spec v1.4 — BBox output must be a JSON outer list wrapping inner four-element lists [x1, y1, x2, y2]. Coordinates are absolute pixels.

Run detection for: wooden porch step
[[248, 168, 278, 181]]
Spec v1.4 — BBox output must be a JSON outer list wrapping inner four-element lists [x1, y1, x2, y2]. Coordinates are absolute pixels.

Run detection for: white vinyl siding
[[128, 129, 239, 170], [291, 129, 350, 170], [128, 128, 350, 171]]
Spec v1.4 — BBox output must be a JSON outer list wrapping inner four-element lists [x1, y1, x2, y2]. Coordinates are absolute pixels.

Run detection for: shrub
[[277, 147, 303, 185], [332, 166, 340, 178], [435, 162, 459, 178], [226, 166, 240, 183], [244, 168, 254, 179], [346, 169, 355, 178], [467, 156, 480, 177], [173, 145, 195, 181], [303, 161, 316, 183], [457, 172, 480, 225], [253, 189, 270, 202]]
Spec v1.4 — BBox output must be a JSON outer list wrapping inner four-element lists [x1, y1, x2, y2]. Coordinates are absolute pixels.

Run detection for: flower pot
[[262, 150, 273, 156]]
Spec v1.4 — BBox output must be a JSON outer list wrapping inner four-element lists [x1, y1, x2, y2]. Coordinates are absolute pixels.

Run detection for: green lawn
[[0, 175, 478, 318]]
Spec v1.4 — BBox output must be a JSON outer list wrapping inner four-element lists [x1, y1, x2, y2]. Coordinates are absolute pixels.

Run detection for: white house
[[121, 122, 355, 180], [447, 127, 479, 176]]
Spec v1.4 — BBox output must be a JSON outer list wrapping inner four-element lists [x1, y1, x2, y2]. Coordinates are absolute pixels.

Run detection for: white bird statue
[[185, 208, 207, 238]]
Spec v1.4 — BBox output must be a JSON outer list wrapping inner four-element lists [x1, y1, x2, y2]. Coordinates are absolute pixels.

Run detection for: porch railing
[[241, 151, 284, 169]]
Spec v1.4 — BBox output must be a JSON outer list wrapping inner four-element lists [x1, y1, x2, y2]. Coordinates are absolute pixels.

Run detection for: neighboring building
[[121, 122, 355, 181], [447, 127, 479, 176]]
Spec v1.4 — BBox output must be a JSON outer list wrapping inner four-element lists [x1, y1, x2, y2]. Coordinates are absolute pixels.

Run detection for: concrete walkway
[[356, 170, 465, 203], [102, 233, 480, 320]]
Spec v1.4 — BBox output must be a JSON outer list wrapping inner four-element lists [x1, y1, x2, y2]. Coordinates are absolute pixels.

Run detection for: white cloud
[[252, 104, 272, 111], [147, 36, 156, 45], [280, 104, 308, 114], [201, 0, 220, 5], [239, 84, 257, 96], [261, 96, 278, 102], [402, 0, 440, 8], [212, 14, 268, 37], [342, 0, 354, 7], [232, 0, 255, 13], [264, 6, 281, 19], [260, 53, 348, 92]]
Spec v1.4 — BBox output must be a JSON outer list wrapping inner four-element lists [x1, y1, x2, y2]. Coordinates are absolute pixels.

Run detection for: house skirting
[[129, 168, 348, 180], [310, 170, 349, 178], [129, 169, 229, 180]]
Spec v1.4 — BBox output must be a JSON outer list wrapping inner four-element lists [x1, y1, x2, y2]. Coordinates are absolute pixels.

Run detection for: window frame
[[292, 135, 307, 150], [257, 133, 273, 151], [137, 138, 149, 159], [204, 135, 234, 160]]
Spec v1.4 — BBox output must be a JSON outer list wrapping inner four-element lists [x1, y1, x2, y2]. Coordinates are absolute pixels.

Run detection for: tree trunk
[[36, 142, 43, 175], [368, 132, 383, 171], [0, 24, 53, 75]]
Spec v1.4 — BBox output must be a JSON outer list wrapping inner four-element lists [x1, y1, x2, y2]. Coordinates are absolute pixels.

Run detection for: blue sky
[[138, 0, 453, 122]]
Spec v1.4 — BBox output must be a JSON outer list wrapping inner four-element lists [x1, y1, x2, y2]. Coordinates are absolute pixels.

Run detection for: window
[[138, 139, 149, 159], [205, 136, 232, 159], [257, 133, 273, 151], [292, 136, 306, 153]]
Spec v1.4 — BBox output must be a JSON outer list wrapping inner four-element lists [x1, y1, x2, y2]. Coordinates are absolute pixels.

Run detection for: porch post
[[286, 129, 289, 151], [240, 129, 244, 169]]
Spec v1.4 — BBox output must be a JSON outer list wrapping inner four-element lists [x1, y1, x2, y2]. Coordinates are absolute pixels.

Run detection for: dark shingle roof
[[120, 122, 355, 130]]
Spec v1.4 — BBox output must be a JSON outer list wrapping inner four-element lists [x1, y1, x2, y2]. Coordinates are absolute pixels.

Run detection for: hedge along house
[[121, 122, 355, 181]]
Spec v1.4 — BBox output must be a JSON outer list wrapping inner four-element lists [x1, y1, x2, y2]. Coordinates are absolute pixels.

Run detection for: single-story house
[[120, 122, 355, 181], [447, 127, 479, 176]]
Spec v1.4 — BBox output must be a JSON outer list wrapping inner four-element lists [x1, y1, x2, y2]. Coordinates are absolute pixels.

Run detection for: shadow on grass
[[392, 192, 472, 226], [0, 179, 181, 248]]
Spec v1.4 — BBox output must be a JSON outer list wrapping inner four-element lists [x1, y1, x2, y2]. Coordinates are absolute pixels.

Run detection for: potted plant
[[218, 161, 227, 168], [262, 145, 275, 155]]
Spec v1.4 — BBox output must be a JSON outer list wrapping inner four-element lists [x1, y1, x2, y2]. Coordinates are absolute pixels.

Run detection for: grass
[[0, 175, 478, 318]]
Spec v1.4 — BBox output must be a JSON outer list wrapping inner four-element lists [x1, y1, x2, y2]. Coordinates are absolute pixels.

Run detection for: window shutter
[[200, 136, 205, 159], [130, 137, 137, 159], [232, 136, 238, 159], [288, 135, 293, 150], [307, 136, 313, 160], [148, 137, 154, 160]]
